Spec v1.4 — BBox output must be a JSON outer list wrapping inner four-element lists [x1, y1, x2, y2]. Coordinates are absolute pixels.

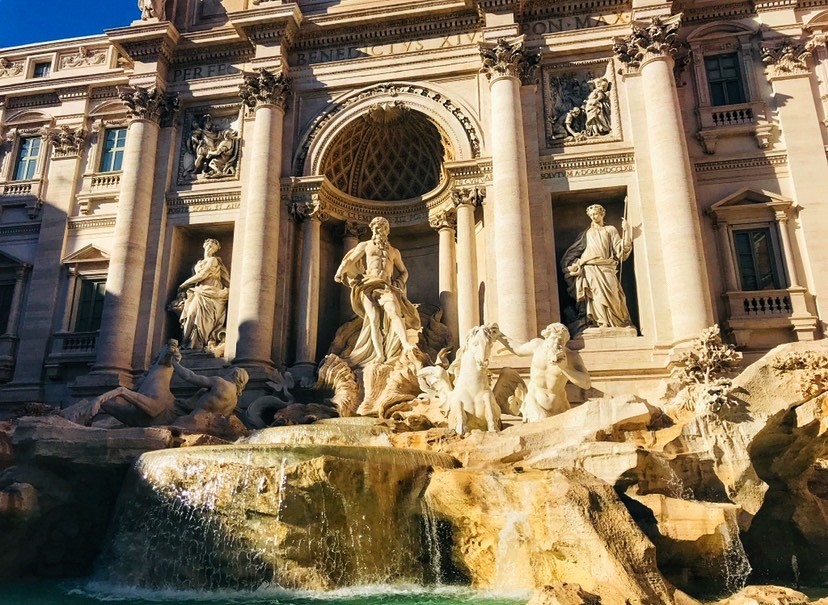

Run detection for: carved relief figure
[[512, 323, 591, 421], [544, 67, 613, 144], [183, 114, 239, 179], [582, 77, 612, 136], [544, 72, 590, 142], [170, 238, 230, 354], [0, 58, 23, 77], [561, 204, 633, 332], [60, 46, 106, 69], [334, 216, 421, 366]]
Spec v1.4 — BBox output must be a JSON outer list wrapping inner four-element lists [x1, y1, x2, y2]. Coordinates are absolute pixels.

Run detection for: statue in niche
[[137, 0, 164, 20], [334, 216, 421, 367], [511, 323, 592, 421], [184, 114, 239, 180], [169, 238, 230, 354], [561, 204, 633, 334]]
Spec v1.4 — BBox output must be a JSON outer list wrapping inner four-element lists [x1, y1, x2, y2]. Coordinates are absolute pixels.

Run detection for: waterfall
[[718, 514, 752, 594], [95, 443, 457, 591]]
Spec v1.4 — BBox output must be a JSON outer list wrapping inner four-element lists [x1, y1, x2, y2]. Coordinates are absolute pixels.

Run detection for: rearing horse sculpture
[[90, 339, 182, 426], [445, 323, 517, 435]]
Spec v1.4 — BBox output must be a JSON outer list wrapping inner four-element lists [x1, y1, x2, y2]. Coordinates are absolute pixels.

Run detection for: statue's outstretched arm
[[172, 358, 212, 389]]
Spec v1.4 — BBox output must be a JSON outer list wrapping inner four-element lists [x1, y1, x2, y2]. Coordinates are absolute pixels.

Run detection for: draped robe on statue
[[337, 251, 421, 367], [561, 223, 632, 329]]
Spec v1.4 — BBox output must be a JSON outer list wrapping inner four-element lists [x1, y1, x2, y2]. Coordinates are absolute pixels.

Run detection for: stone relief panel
[[0, 58, 23, 78], [58, 46, 107, 70], [178, 109, 241, 184], [542, 60, 619, 148]]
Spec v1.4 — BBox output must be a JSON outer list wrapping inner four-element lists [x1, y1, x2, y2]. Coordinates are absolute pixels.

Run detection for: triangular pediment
[[710, 188, 791, 210], [0, 249, 27, 271], [62, 244, 110, 265]]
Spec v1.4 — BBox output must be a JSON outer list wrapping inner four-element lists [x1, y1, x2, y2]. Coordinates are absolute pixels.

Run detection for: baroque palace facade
[[0, 0, 826, 406]]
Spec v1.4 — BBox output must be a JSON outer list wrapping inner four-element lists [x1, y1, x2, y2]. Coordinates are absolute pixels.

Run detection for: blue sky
[[0, 0, 138, 49]]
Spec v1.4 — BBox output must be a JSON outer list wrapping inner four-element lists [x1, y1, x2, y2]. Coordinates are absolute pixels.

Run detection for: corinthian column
[[453, 187, 484, 341], [93, 87, 177, 377], [429, 208, 459, 347], [233, 69, 290, 367], [480, 37, 539, 342], [614, 16, 712, 342], [291, 197, 327, 378]]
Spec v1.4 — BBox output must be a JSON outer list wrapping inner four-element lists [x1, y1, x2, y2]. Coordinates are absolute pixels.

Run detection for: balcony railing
[[50, 331, 99, 356], [89, 172, 121, 191]]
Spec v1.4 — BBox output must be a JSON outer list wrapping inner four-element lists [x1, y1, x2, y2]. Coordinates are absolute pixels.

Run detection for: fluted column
[[233, 69, 290, 367], [480, 37, 539, 342], [614, 16, 712, 341], [291, 198, 327, 375], [453, 187, 484, 341], [93, 87, 177, 376], [340, 221, 365, 322], [429, 208, 459, 347]]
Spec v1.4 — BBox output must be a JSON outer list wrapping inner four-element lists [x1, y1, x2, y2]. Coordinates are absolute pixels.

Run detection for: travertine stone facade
[[0, 0, 826, 406]]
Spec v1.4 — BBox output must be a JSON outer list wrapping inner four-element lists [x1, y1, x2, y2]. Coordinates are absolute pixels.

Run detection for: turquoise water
[[0, 582, 528, 605]]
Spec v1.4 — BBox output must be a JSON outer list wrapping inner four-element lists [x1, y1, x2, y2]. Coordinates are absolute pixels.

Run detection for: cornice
[[539, 150, 635, 178], [166, 190, 242, 215], [67, 216, 117, 230], [520, 0, 630, 20], [0, 73, 128, 98], [171, 41, 254, 68], [106, 21, 180, 65], [292, 9, 482, 51], [681, 1, 755, 24], [0, 223, 40, 236], [693, 153, 788, 174], [0, 34, 109, 56]]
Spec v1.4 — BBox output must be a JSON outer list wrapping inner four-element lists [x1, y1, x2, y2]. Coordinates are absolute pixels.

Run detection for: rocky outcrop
[[713, 585, 813, 605], [98, 443, 457, 590], [424, 467, 680, 604]]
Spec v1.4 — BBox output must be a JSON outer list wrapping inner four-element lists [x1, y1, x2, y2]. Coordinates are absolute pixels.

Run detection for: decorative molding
[[166, 191, 242, 215], [539, 151, 635, 179], [613, 14, 685, 70], [7, 93, 61, 110], [681, 1, 755, 24], [289, 197, 328, 223], [171, 42, 253, 69], [91, 86, 120, 100], [0, 223, 40, 236], [48, 125, 87, 158], [118, 86, 179, 125], [693, 153, 788, 174], [479, 36, 541, 85], [429, 207, 457, 230], [239, 69, 290, 110], [0, 58, 23, 78], [294, 83, 482, 176], [762, 37, 815, 79], [67, 216, 117, 230], [58, 46, 107, 70]]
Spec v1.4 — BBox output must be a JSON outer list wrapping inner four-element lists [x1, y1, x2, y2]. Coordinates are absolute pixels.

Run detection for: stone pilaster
[[233, 69, 290, 367], [91, 87, 178, 379], [762, 33, 828, 324], [290, 196, 327, 378], [453, 187, 485, 341], [479, 37, 539, 342], [429, 208, 459, 347], [614, 15, 713, 342]]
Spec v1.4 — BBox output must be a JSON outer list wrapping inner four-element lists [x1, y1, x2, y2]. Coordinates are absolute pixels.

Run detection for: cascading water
[[718, 514, 752, 594], [94, 443, 457, 591]]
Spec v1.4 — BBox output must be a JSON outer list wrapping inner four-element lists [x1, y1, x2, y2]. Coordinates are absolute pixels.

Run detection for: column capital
[[479, 37, 541, 85], [762, 36, 817, 80], [289, 196, 328, 223], [429, 208, 457, 232], [343, 221, 368, 240], [47, 125, 87, 159], [239, 68, 291, 110], [452, 186, 486, 209], [118, 86, 179, 125], [613, 14, 684, 70]]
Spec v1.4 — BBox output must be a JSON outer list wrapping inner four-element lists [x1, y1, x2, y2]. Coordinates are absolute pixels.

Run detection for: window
[[13, 137, 40, 181], [99, 128, 127, 172], [0, 281, 14, 335], [733, 228, 783, 291], [33, 62, 51, 78], [704, 54, 746, 106], [74, 279, 106, 332]]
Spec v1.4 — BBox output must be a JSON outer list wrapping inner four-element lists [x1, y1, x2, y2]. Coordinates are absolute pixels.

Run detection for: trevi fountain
[[1, 211, 826, 605]]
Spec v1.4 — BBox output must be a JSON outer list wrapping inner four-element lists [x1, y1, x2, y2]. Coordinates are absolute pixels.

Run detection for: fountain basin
[[98, 444, 458, 591]]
